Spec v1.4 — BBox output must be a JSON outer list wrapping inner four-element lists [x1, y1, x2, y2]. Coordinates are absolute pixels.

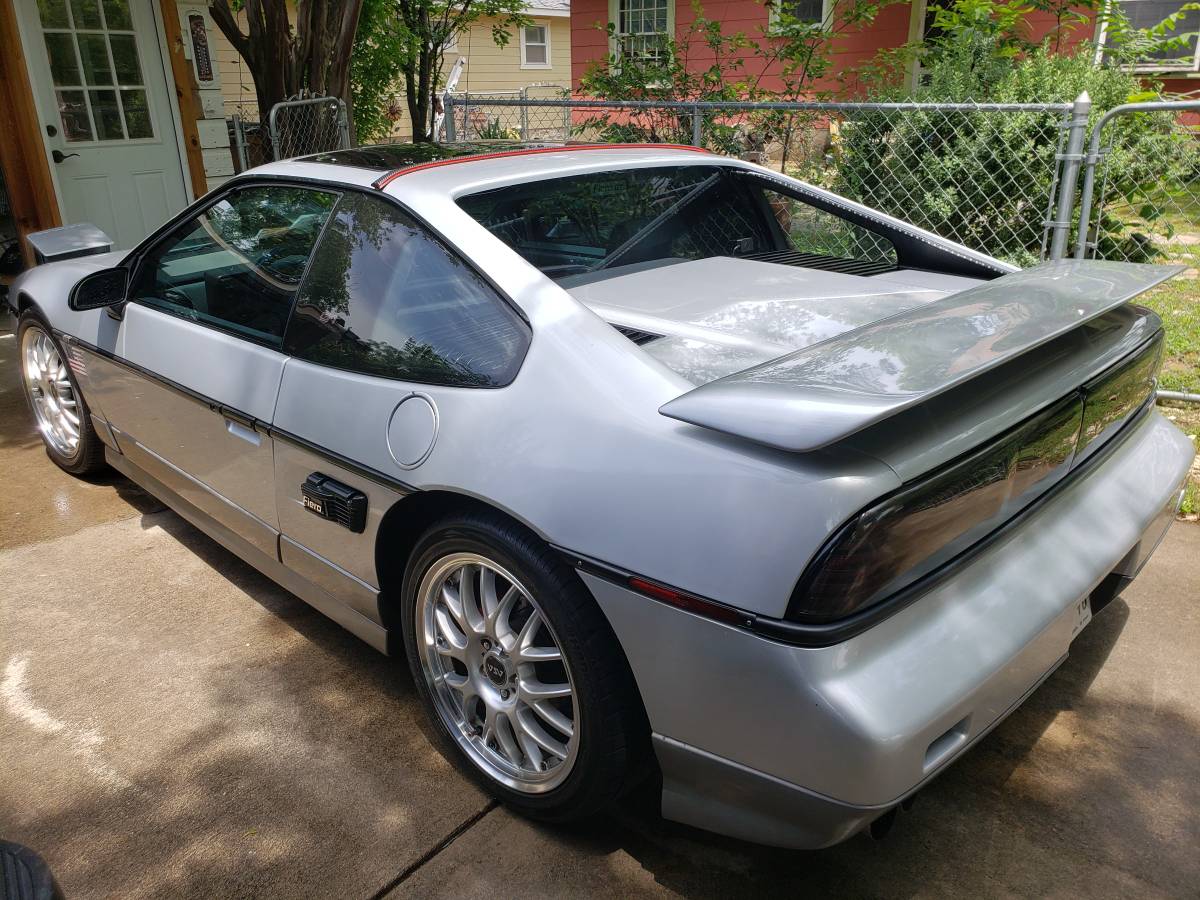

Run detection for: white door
[[16, 0, 190, 249]]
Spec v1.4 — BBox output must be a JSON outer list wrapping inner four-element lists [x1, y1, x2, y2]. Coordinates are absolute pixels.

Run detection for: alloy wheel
[[21, 326, 80, 459], [416, 552, 579, 793]]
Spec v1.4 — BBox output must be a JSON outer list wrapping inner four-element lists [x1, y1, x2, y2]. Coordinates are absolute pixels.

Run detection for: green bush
[[837, 7, 1200, 264]]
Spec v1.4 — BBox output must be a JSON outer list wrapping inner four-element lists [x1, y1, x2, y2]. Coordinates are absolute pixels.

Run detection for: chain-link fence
[[229, 96, 351, 173], [444, 85, 571, 143], [1075, 100, 1200, 269], [441, 96, 1077, 266], [269, 96, 351, 160], [228, 115, 273, 172]]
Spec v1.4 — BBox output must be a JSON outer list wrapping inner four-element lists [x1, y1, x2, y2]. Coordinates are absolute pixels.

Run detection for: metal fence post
[[691, 104, 702, 147], [230, 114, 249, 171], [267, 102, 282, 161], [335, 98, 351, 149], [1048, 91, 1091, 260], [444, 94, 457, 142]]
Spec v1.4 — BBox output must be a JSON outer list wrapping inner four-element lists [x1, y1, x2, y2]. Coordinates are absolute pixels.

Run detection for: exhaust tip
[[869, 807, 898, 841]]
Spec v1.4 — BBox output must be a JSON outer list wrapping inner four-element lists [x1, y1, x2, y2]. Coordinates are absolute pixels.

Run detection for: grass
[[1141, 271, 1200, 395], [1125, 180, 1200, 394], [1158, 401, 1200, 520]]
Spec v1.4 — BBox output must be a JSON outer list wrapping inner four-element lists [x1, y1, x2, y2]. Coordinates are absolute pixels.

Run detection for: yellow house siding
[[204, 7, 571, 137], [453, 16, 572, 94], [385, 14, 572, 141]]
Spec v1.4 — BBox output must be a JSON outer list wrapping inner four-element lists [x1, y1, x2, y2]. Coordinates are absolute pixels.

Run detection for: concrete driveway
[[2, 309, 1198, 899]]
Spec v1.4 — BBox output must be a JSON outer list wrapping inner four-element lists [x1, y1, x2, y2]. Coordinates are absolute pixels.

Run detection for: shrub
[[837, 0, 1200, 264]]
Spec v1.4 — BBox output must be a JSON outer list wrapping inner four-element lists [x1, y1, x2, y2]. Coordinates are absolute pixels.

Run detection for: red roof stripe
[[372, 143, 712, 189]]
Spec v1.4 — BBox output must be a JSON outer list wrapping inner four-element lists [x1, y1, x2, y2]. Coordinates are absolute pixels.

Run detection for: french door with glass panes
[[15, 0, 190, 248]]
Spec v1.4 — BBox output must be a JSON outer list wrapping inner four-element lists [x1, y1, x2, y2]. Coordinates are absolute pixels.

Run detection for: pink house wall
[[568, 2, 1184, 97]]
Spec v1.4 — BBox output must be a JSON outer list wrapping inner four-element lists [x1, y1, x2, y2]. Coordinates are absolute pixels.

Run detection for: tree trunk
[[210, 0, 363, 152]]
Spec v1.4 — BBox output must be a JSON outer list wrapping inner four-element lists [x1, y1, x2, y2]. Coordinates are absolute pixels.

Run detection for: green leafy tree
[[352, 0, 529, 143]]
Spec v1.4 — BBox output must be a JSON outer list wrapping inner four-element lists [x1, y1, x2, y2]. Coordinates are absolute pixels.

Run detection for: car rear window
[[285, 191, 529, 387], [456, 165, 778, 281]]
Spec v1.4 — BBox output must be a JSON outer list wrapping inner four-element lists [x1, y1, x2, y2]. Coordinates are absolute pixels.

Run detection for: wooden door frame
[[0, 0, 206, 268], [0, 0, 62, 267]]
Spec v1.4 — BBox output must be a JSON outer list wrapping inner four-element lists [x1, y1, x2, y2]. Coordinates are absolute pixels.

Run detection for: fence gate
[[268, 96, 351, 161], [1074, 100, 1200, 269]]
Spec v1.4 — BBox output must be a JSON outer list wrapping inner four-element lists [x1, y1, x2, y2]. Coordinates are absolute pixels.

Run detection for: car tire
[[400, 509, 648, 822], [17, 309, 107, 476]]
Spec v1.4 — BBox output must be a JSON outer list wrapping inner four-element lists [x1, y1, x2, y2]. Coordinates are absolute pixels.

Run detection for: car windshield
[[456, 165, 779, 282]]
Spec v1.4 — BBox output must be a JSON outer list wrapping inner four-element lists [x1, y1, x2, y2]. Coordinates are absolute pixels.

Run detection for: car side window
[[760, 188, 897, 269], [285, 192, 530, 388], [129, 185, 337, 347]]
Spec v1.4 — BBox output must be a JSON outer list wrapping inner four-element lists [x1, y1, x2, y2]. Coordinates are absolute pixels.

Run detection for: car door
[[95, 183, 337, 556], [270, 190, 531, 632]]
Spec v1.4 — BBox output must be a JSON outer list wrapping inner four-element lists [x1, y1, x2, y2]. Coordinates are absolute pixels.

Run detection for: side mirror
[[69, 267, 128, 311]]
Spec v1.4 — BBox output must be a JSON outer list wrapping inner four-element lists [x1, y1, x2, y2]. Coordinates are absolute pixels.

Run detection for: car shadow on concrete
[[4, 504, 491, 899], [11, 493, 1199, 899], [516, 591, 1200, 896]]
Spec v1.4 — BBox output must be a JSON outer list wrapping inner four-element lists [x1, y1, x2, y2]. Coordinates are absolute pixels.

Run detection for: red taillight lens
[[788, 395, 1085, 623]]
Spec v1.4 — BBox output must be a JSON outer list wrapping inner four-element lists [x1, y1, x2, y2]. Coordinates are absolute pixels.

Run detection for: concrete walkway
[[2, 311, 1198, 898]]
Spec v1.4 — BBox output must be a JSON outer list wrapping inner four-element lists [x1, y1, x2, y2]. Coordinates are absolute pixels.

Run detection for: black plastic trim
[[60, 332, 418, 496]]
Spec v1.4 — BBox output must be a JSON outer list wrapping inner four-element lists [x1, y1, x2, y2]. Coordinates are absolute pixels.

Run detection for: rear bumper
[[585, 410, 1193, 848]]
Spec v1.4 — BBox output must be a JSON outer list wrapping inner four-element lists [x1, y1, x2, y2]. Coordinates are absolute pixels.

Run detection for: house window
[[611, 0, 673, 62], [521, 22, 551, 68], [1097, 0, 1200, 72], [905, 0, 947, 87], [36, 0, 155, 142], [769, 0, 832, 28]]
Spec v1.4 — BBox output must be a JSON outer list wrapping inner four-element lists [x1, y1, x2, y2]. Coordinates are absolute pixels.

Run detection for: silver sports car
[[10, 142, 1193, 848]]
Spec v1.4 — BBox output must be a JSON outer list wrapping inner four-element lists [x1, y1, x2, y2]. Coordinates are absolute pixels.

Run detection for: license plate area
[[1069, 594, 1093, 641]]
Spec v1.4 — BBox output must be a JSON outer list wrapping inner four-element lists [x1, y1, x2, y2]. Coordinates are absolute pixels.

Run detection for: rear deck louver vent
[[614, 325, 663, 345], [740, 249, 895, 277]]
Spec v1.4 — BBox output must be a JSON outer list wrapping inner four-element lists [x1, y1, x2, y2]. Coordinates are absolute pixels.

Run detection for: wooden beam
[[158, 0, 208, 198], [0, 0, 63, 266]]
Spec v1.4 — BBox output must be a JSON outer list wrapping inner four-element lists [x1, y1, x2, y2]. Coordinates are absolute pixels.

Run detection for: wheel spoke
[[494, 710, 523, 765], [460, 565, 486, 634], [519, 678, 572, 701], [528, 700, 574, 738], [434, 607, 467, 658], [490, 585, 521, 645], [516, 729, 544, 771], [440, 583, 466, 629], [517, 644, 561, 664], [516, 707, 569, 760], [516, 609, 542, 654], [479, 567, 499, 622]]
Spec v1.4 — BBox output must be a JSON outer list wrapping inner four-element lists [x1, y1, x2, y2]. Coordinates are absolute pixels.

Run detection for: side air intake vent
[[614, 325, 663, 345]]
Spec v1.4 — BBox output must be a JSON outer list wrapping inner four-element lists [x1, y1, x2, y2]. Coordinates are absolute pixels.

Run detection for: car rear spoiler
[[658, 260, 1182, 453]]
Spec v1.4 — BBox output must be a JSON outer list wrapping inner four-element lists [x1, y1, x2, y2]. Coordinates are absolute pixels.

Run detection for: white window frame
[[520, 21, 552, 69], [608, 0, 675, 63], [905, 0, 939, 89], [768, 0, 834, 32], [1093, 0, 1200, 73]]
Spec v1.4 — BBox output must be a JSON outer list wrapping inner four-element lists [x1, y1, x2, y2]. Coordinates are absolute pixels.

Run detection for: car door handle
[[224, 417, 261, 446]]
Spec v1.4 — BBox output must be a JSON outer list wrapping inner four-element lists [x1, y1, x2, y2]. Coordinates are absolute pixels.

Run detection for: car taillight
[[787, 395, 1085, 623]]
